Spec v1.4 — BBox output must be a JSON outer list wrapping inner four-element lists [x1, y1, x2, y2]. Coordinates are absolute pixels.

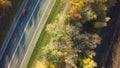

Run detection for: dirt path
[[111, 13, 120, 68]]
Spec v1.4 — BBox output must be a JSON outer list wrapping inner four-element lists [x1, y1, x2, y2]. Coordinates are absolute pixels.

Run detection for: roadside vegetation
[[28, 0, 110, 68], [27, 0, 62, 68]]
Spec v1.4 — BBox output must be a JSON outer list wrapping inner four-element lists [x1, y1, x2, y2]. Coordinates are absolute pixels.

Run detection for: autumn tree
[[40, 0, 109, 68], [0, 0, 12, 16]]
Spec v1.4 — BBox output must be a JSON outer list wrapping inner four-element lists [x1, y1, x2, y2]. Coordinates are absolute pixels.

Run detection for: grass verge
[[27, 0, 62, 68]]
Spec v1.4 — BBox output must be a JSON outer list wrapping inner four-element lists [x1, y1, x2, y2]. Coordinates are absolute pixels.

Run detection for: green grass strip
[[27, 0, 61, 68]]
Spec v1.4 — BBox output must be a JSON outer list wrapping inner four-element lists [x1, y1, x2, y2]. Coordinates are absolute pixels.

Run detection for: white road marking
[[7, 0, 40, 68], [0, 0, 29, 60], [20, 0, 55, 68]]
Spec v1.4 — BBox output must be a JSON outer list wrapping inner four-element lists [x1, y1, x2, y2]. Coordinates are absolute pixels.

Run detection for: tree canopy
[[35, 0, 110, 68], [0, 0, 11, 16]]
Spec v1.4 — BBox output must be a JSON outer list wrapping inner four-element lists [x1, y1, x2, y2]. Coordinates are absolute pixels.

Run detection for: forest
[[29, 0, 111, 68]]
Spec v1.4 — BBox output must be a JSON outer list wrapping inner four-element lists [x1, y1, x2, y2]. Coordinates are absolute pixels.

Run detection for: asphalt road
[[0, 0, 55, 68]]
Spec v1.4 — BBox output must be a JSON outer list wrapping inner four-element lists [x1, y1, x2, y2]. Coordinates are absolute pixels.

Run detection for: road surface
[[0, 0, 55, 68]]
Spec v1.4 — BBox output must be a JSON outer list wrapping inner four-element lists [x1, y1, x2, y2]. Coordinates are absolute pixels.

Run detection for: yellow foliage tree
[[0, 0, 11, 9], [0, 0, 12, 16]]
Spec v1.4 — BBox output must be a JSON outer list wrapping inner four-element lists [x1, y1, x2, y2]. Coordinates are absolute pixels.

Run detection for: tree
[[40, 0, 108, 68], [0, 0, 11, 9], [67, 6, 82, 21], [0, 0, 12, 16]]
